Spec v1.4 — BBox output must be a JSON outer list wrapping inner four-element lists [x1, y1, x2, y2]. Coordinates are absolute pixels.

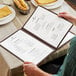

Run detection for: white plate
[[0, 4, 16, 25], [31, 0, 64, 9]]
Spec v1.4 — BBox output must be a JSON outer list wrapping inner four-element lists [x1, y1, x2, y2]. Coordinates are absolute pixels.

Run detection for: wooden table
[[0, 0, 76, 76]]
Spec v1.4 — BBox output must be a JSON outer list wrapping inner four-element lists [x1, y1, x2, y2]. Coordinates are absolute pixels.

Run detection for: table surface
[[0, 0, 76, 76]]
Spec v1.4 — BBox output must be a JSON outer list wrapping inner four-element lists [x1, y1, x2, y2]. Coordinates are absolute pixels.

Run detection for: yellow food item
[[0, 6, 12, 18], [35, 0, 57, 5], [19, 0, 29, 9], [14, 0, 29, 11]]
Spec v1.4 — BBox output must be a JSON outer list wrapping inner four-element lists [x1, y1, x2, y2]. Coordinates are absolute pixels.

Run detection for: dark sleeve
[[63, 36, 76, 76], [72, 65, 76, 76]]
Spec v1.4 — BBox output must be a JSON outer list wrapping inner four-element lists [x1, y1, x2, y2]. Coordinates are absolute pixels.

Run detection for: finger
[[23, 68, 25, 72], [58, 13, 68, 18], [58, 12, 68, 17], [23, 63, 25, 67], [23, 64, 29, 67], [24, 62, 33, 64], [59, 12, 67, 14]]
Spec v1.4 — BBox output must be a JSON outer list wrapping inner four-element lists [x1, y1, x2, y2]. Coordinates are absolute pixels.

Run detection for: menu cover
[[23, 6, 73, 49], [0, 6, 75, 65]]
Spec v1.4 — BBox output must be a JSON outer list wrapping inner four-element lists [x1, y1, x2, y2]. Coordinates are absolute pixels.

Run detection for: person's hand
[[23, 62, 51, 76], [58, 12, 76, 25]]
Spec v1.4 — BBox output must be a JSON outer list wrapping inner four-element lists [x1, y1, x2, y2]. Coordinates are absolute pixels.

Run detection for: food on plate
[[0, 6, 12, 18], [14, 0, 29, 11], [35, 0, 57, 5], [13, 0, 30, 14], [18, 0, 28, 8]]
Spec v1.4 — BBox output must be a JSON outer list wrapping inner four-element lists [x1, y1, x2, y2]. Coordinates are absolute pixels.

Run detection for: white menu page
[[24, 6, 72, 48], [59, 32, 75, 47], [0, 30, 54, 65], [0, 31, 74, 65]]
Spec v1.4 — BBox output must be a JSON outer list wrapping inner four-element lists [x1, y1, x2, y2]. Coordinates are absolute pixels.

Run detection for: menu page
[[24, 6, 72, 48], [59, 32, 75, 47], [0, 30, 54, 65]]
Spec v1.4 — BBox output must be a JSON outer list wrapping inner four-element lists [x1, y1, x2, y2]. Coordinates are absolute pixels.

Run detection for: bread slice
[[35, 0, 57, 5], [0, 6, 12, 18]]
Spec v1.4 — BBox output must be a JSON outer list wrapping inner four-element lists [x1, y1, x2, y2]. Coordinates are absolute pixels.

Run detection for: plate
[[0, 4, 16, 25], [31, 0, 64, 9]]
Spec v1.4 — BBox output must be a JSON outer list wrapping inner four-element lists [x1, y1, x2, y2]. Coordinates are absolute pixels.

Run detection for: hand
[[23, 62, 51, 76], [58, 12, 76, 25]]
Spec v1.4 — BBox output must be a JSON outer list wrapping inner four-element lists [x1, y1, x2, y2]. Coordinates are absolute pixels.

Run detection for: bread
[[14, 0, 29, 11], [18, 0, 29, 9], [35, 0, 57, 5], [0, 6, 12, 18], [14, 0, 30, 15]]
